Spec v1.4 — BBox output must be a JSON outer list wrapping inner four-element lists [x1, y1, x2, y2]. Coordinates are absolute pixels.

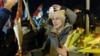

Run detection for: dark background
[[27, 0, 100, 19]]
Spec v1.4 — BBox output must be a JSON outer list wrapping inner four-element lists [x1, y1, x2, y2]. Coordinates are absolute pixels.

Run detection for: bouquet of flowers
[[64, 27, 100, 53]]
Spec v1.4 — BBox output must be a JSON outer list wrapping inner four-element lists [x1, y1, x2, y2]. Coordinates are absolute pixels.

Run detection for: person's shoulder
[[0, 8, 11, 15], [0, 8, 11, 18]]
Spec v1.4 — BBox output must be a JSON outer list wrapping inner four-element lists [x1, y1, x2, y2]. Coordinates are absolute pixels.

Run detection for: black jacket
[[73, 10, 96, 31], [0, 28, 18, 56], [0, 8, 18, 56]]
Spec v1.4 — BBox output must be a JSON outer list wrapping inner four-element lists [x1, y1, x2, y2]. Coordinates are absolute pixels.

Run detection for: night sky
[[27, 0, 100, 18]]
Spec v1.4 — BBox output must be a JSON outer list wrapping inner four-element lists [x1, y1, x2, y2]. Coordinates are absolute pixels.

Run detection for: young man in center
[[43, 10, 72, 56]]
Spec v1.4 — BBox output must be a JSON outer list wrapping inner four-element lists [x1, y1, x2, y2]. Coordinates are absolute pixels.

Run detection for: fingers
[[15, 50, 22, 56], [51, 4, 61, 11], [56, 45, 67, 56]]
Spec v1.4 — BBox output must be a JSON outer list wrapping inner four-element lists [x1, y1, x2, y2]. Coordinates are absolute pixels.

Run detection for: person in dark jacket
[[0, 27, 18, 56], [21, 19, 47, 56], [21, 20, 37, 56], [0, 0, 18, 56], [73, 7, 96, 33], [0, 0, 17, 30]]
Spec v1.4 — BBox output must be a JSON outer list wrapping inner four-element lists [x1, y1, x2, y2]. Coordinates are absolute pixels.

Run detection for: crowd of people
[[0, 0, 96, 56]]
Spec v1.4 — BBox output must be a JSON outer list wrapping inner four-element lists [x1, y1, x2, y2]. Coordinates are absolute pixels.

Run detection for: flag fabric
[[13, 18, 23, 50], [23, 9, 28, 20], [23, 0, 36, 31], [13, 0, 23, 51], [32, 4, 43, 30], [22, 0, 28, 20], [0, 0, 4, 7]]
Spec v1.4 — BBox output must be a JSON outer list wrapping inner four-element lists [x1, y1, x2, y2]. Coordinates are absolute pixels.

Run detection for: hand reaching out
[[52, 4, 61, 11], [56, 45, 67, 56]]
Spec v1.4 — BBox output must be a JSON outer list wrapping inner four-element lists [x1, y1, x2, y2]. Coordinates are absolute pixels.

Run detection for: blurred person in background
[[21, 20, 37, 56], [0, 0, 18, 56], [73, 5, 96, 33]]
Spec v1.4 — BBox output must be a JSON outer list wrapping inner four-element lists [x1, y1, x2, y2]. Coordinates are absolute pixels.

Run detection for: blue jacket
[[0, 8, 11, 30], [0, 8, 18, 56]]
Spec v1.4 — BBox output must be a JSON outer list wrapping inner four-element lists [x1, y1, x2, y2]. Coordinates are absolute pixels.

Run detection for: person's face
[[51, 17, 63, 29]]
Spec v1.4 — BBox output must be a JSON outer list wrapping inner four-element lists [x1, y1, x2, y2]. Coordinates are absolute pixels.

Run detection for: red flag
[[32, 4, 43, 30], [0, 0, 4, 7], [33, 4, 43, 17]]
